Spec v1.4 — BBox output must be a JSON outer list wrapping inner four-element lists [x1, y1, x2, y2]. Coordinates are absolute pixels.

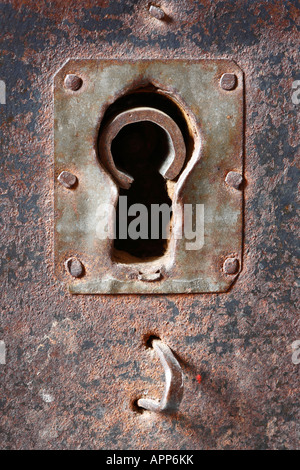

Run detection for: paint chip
[[39, 390, 55, 403]]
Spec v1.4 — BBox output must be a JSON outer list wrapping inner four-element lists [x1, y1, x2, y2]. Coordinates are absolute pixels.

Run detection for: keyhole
[[111, 121, 172, 261]]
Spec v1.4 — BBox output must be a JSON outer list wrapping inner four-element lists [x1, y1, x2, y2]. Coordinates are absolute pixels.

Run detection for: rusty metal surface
[[0, 0, 299, 450], [54, 59, 243, 294]]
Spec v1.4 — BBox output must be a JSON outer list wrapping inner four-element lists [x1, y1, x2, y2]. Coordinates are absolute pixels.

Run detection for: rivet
[[57, 171, 77, 189], [225, 171, 243, 189], [220, 73, 237, 91], [65, 257, 84, 278], [223, 257, 239, 275], [64, 74, 83, 91], [149, 5, 165, 20]]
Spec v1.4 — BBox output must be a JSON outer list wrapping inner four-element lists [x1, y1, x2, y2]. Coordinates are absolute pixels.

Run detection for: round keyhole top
[[99, 107, 186, 189]]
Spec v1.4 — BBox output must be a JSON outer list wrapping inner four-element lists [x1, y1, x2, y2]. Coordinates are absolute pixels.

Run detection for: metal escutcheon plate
[[54, 59, 244, 294]]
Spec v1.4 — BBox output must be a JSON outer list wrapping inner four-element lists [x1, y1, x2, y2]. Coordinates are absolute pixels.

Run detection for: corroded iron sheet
[[0, 0, 299, 452], [54, 60, 243, 293]]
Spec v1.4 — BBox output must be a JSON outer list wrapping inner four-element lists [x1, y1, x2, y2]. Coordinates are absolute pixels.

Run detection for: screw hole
[[131, 398, 145, 414], [144, 334, 160, 349]]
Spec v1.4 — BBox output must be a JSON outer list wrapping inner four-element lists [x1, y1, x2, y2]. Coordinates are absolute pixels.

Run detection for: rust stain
[[0, 0, 298, 451]]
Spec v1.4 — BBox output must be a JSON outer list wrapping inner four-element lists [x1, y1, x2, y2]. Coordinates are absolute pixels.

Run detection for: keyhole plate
[[54, 60, 244, 294]]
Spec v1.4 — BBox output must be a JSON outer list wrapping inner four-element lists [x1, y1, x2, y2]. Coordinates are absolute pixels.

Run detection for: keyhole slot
[[112, 121, 172, 261], [98, 88, 196, 267]]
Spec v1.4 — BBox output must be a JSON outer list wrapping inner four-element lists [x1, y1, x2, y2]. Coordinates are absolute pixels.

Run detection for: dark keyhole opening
[[112, 121, 172, 262]]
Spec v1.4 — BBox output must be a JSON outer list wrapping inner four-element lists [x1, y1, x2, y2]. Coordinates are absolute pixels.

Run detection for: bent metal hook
[[98, 107, 186, 190], [137, 339, 184, 412]]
